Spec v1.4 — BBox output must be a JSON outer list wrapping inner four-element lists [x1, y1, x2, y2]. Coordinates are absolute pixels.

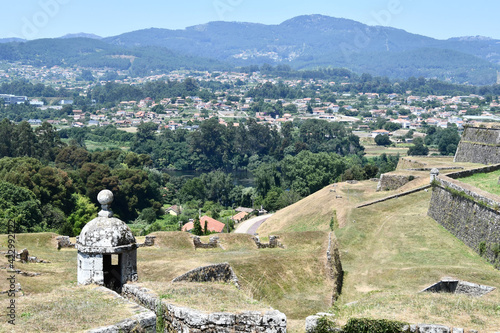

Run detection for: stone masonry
[[454, 126, 500, 164], [252, 235, 284, 249], [122, 284, 287, 333], [428, 172, 500, 268], [192, 235, 220, 249]]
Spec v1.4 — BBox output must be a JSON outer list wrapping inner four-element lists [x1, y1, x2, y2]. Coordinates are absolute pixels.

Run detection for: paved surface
[[234, 214, 273, 234]]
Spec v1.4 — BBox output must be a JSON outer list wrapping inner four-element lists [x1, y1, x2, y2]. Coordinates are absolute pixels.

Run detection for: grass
[[84, 140, 131, 152], [138, 231, 333, 320], [333, 190, 500, 331], [143, 281, 265, 313], [2, 166, 500, 332], [363, 144, 408, 157], [458, 169, 500, 197], [0, 286, 134, 332]]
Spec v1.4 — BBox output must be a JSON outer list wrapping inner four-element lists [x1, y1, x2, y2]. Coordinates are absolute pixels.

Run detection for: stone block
[[263, 310, 286, 327], [237, 311, 263, 326], [208, 312, 236, 325], [418, 324, 450, 333]]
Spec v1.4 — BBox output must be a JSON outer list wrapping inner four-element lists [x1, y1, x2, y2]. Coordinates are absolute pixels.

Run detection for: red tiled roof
[[181, 216, 226, 233], [231, 211, 248, 222]]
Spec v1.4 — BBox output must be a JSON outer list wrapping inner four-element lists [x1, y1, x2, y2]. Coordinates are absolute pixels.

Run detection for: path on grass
[[234, 214, 273, 234]]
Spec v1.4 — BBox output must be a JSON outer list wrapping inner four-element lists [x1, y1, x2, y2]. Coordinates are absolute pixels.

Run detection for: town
[[2, 62, 499, 135]]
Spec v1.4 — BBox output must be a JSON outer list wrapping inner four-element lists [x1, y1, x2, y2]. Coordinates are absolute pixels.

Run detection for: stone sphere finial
[[97, 190, 114, 218], [98, 190, 113, 205]]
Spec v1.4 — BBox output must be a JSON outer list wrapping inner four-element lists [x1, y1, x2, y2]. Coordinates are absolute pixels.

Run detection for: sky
[[1, 0, 499, 40]]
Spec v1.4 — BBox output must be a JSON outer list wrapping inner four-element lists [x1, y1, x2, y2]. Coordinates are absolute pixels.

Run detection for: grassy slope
[[458, 168, 500, 196], [0, 234, 134, 332], [138, 232, 332, 319], [0, 231, 332, 332], [258, 172, 500, 331]]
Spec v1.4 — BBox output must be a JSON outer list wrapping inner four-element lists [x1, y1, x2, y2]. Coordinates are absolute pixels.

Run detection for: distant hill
[[1, 14, 500, 84], [0, 37, 230, 75], [104, 14, 500, 85], [59, 33, 103, 40], [0, 37, 25, 44]]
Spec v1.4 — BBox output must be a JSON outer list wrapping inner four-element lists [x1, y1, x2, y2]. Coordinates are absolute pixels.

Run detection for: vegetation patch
[[343, 318, 408, 333]]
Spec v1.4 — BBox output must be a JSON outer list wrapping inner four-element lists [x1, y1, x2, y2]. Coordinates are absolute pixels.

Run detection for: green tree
[[0, 181, 42, 233], [66, 193, 98, 236], [192, 216, 203, 236], [407, 137, 429, 156], [374, 134, 391, 146]]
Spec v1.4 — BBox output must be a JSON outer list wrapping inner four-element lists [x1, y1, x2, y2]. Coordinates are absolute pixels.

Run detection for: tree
[[66, 193, 98, 236], [192, 216, 203, 236], [374, 134, 391, 146], [0, 181, 42, 233], [407, 137, 429, 156]]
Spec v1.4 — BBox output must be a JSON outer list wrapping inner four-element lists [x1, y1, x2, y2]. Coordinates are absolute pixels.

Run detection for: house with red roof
[[181, 216, 226, 233]]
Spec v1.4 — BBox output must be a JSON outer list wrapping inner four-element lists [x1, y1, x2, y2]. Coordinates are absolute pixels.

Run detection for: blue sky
[[1, 0, 498, 40]]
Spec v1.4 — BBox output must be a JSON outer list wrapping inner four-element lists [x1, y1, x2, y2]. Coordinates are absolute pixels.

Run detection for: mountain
[[1, 15, 499, 84], [104, 14, 500, 85], [59, 33, 103, 40], [0, 37, 230, 75], [0, 38, 26, 44]]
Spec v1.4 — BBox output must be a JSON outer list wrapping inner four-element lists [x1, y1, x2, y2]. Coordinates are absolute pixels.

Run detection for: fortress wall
[[454, 127, 500, 164], [428, 174, 500, 269]]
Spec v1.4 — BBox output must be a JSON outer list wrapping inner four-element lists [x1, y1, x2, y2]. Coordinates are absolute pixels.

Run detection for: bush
[[343, 318, 408, 333], [308, 315, 337, 333]]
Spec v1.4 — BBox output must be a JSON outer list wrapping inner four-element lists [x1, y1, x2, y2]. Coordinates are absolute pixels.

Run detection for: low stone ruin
[[138, 235, 156, 247], [252, 235, 284, 249], [376, 174, 418, 191], [0, 283, 22, 295], [19, 248, 29, 263], [1, 249, 50, 264], [192, 235, 220, 249], [420, 278, 495, 297], [56, 236, 75, 249], [172, 262, 240, 288]]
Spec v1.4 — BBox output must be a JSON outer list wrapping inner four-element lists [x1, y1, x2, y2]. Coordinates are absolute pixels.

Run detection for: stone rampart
[[428, 174, 500, 268], [454, 127, 500, 164], [122, 284, 287, 333], [377, 174, 417, 191]]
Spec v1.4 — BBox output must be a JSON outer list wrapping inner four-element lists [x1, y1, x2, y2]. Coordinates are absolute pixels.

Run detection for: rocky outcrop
[[172, 263, 240, 288]]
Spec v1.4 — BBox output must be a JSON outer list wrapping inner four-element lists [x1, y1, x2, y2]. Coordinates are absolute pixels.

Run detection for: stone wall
[[454, 127, 500, 164], [252, 235, 284, 249], [87, 287, 156, 333], [327, 232, 343, 303], [192, 236, 220, 249], [172, 263, 240, 288], [122, 284, 287, 333], [376, 174, 417, 191], [56, 236, 74, 249], [428, 174, 500, 268]]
